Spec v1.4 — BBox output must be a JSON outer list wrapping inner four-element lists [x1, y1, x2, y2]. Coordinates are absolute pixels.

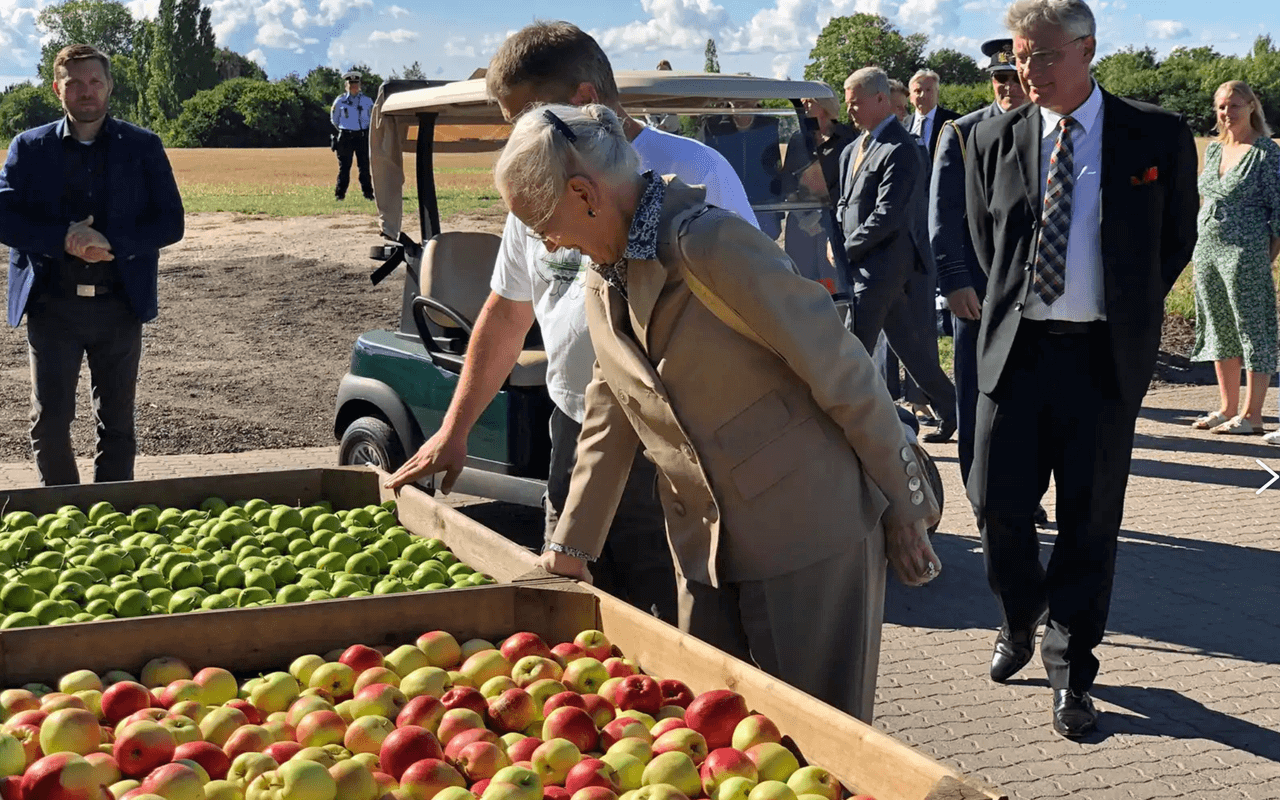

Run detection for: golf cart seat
[[412, 232, 547, 387]]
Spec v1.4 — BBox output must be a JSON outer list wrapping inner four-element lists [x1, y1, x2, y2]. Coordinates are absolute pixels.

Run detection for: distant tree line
[[805, 13, 1280, 135], [0, 0, 408, 147]]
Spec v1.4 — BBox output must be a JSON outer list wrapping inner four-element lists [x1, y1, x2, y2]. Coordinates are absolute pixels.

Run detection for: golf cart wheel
[[339, 416, 406, 472]]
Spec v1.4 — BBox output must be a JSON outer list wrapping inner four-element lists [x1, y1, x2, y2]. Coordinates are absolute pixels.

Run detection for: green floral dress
[[1191, 137, 1280, 372]]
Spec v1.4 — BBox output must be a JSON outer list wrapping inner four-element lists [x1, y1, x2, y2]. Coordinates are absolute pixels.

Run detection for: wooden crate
[[0, 466, 543, 583], [0, 583, 1003, 800]]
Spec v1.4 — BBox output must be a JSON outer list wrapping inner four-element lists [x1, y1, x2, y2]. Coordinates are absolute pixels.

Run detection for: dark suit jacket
[[0, 116, 185, 326], [964, 90, 1199, 408], [911, 106, 962, 158], [837, 116, 932, 286], [930, 102, 1003, 299]]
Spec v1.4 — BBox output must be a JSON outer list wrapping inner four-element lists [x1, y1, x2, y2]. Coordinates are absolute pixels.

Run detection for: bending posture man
[[0, 44, 183, 486], [966, 0, 1197, 738], [385, 21, 756, 624]]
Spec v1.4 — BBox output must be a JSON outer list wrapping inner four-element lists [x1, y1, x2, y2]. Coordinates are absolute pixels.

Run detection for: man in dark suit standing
[[838, 67, 957, 444], [929, 39, 1028, 491], [965, 0, 1197, 737], [908, 70, 961, 160], [0, 44, 184, 485]]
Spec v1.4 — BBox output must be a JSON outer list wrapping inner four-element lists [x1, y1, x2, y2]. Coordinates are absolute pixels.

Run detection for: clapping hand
[[65, 216, 114, 262]]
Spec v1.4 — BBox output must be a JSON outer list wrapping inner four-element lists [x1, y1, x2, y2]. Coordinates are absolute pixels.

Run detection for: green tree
[[213, 48, 267, 82], [705, 39, 720, 74], [0, 84, 62, 140], [393, 61, 427, 80], [169, 78, 304, 147], [925, 48, 983, 86], [938, 82, 992, 115], [142, 0, 217, 126], [36, 0, 138, 84], [804, 13, 927, 90]]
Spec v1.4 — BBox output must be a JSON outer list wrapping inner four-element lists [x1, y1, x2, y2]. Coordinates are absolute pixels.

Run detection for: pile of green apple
[[0, 496, 497, 629], [0, 629, 875, 800]]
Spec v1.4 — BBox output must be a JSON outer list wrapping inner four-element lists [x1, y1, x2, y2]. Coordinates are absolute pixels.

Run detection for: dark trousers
[[26, 294, 143, 486], [968, 321, 1138, 692], [953, 312, 980, 485], [335, 130, 372, 199], [850, 269, 956, 424], [545, 407, 679, 622]]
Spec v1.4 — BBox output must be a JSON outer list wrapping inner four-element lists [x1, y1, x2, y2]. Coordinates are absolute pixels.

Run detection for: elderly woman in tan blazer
[[496, 103, 940, 721]]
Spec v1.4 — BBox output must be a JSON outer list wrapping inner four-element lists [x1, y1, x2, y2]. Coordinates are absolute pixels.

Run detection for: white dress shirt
[[912, 107, 937, 150], [1023, 81, 1106, 322]]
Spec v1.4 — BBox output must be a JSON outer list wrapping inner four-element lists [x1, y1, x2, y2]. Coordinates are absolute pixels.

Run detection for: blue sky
[[1, 0, 1278, 90]]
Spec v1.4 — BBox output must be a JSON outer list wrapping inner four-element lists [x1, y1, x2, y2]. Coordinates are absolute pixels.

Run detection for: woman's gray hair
[[1004, 0, 1096, 40], [495, 103, 639, 229]]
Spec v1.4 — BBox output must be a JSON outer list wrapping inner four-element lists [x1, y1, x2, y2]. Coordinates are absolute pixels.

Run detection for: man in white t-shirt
[[385, 21, 756, 622]]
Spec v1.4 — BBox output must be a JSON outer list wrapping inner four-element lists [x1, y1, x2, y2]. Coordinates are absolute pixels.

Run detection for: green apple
[[244, 570, 277, 593], [114, 589, 151, 618], [0, 583, 36, 613], [168, 562, 204, 591], [147, 587, 174, 609], [201, 594, 234, 610], [216, 565, 246, 590], [238, 587, 273, 607], [642, 752, 701, 797], [277, 585, 309, 604], [0, 612, 39, 629], [265, 559, 297, 586]]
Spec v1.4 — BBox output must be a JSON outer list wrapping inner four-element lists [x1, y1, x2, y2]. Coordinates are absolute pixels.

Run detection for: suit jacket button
[[910, 490, 925, 506], [672, 502, 687, 517], [1014, 302, 1023, 312], [900, 446, 913, 462], [680, 444, 696, 462], [906, 461, 920, 477], [618, 392, 630, 405], [908, 477, 922, 491]]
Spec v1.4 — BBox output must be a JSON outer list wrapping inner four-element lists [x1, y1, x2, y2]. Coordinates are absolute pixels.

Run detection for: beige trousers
[[677, 532, 887, 723]]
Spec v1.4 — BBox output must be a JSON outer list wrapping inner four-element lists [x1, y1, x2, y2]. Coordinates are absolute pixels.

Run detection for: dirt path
[[0, 207, 507, 462]]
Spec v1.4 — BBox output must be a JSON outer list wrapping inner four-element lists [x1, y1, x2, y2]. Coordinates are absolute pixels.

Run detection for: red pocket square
[[1131, 166, 1159, 186]]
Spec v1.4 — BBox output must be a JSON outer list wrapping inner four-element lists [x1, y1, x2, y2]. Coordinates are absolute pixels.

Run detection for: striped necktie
[[1032, 117, 1076, 305]]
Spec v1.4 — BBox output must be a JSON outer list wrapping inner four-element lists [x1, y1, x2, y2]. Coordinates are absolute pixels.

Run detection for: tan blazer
[[551, 178, 937, 587]]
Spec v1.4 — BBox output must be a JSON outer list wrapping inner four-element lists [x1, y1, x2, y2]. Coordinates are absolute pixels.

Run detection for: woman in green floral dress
[[1190, 81, 1280, 436]]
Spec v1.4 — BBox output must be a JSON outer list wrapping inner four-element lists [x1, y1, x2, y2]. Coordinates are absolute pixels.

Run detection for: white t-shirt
[[491, 124, 758, 423]]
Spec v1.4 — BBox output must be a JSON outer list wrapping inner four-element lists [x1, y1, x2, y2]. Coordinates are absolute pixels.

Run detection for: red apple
[[488, 690, 537, 734], [544, 786, 572, 800], [658, 681, 694, 710], [650, 719, 687, 738], [174, 740, 230, 780], [295, 710, 347, 749], [507, 736, 542, 763], [222, 724, 275, 760], [437, 708, 486, 748], [138, 761, 203, 799], [20, 752, 105, 800], [100, 682, 153, 726], [614, 677, 661, 716], [500, 633, 555, 664], [684, 691, 749, 751], [112, 720, 176, 778], [397, 695, 447, 733], [7, 723, 42, 768], [600, 718, 652, 751], [380, 726, 444, 780], [456, 740, 510, 782], [541, 707, 598, 755], [5, 709, 47, 729], [225, 699, 262, 726], [263, 741, 303, 763], [580, 696, 615, 730], [571, 787, 619, 800], [652, 729, 709, 766], [542, 692, 587, 719], [699, 748, 757, 797], [601, 659, 636, 680], [400, 757, 466, 799], [440, 687, 488, 718], [443, 728, 502, 763], [471, 777, 492, 797], [0, 775, 20, 800], [549, 644, 586, 668], [341, 645, 387, 676], [571, 632, 612, 662], [564, 758, 620, 794]]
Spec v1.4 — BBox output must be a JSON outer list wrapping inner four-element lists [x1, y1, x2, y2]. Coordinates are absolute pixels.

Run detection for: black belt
[[71, 283, 117, 298], [1024, 319, 1104, 336]]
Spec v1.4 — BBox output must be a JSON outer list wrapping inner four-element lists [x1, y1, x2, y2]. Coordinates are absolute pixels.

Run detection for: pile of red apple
[[0, 629, 873, 800]]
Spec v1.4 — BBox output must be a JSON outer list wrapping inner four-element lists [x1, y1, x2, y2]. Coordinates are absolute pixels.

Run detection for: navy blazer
[[0, 116, 185, 326], [965, 91, 1199, 409], [929, 101, 1003, 299]]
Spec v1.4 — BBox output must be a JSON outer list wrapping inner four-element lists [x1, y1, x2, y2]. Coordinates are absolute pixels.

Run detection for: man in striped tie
[[964, 0, 1198, 738]]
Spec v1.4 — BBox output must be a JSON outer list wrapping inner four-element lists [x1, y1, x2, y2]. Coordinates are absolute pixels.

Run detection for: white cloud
[[246, 48, 267, 68], [897, 0, 958, 36], [318, 0, 373, 25], [384, 5, 410, 18], [770, 54, 792, 79], [368, 28, 417, 44], [124, 0, 162, 20], [1147, 20, 1190, 40], [255, 20, 318, 53], [594, 0, 733, 54], [444, 36, 476, 59]]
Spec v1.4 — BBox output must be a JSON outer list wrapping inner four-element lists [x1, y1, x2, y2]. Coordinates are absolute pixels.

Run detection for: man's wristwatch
[[543, 542, 596, 562]]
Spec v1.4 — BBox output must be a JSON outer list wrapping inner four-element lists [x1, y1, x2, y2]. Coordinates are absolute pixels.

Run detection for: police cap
[[343, 70, 363, 82], [981, 39, 1016, 73]]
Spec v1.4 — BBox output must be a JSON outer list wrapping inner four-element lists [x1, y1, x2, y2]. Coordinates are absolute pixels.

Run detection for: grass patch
[[937, 334, 954, 376], [1164, 260, 1280, 323]]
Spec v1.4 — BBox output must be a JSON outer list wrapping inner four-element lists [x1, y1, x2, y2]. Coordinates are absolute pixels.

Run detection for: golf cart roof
[[378, 71, 836, 123]]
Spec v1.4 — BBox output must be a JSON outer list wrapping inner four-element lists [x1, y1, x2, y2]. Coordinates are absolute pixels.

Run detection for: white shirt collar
[[1039, 81, 1103, 136]]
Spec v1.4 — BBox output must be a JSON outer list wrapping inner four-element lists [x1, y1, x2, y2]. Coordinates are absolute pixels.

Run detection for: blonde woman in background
[[1189, 80, 1280, 436]]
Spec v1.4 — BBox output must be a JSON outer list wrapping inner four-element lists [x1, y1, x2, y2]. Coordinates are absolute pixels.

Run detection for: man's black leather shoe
[[990, 627, 1035, 682], [922, 417, 957, 443], [1052, 689, 1097, 738]]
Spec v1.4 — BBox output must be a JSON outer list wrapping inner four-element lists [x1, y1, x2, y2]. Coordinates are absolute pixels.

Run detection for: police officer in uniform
[[331, 70, 374, 201]]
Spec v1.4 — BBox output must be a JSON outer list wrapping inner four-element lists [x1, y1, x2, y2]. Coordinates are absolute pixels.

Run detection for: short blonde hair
[[495, 103, 640, 229], [807, 83, 840, 118], [1214, 80, 1272, 140]]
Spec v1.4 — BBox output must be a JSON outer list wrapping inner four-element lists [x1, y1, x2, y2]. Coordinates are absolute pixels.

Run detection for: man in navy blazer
[[0, 44, 184, 485]]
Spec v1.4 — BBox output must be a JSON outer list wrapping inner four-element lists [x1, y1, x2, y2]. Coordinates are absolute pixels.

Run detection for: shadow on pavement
[[886, 528, 1280, 666], [1088, 684, 1280, 760]]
